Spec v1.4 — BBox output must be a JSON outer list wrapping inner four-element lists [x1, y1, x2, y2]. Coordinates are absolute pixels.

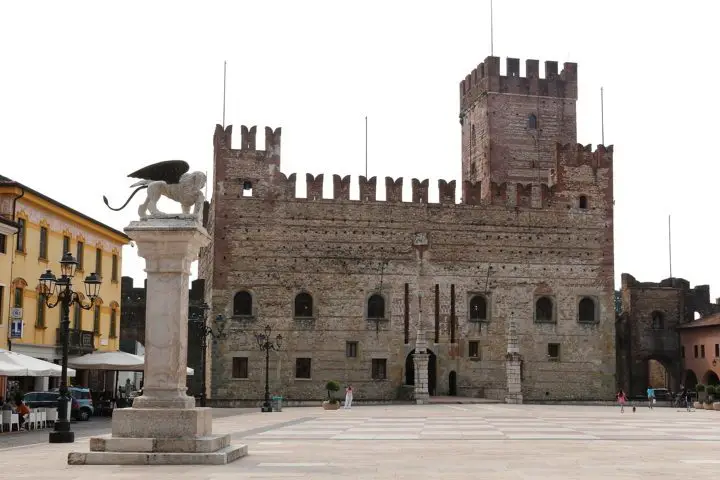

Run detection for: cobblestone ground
[[2, 404, 718, 478]]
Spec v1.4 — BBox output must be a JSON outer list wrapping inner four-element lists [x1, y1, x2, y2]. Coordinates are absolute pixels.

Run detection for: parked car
[[24, 387, 94, 421], [652, 388, 671, 401]]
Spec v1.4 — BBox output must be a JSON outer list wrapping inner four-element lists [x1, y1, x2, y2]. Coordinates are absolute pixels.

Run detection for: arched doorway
[[703, 370, 720, 386], [405, 349, 437, 396], [683, 369, 699, 389], [449, 371, 457, 396], [647, 359, 670, 388]]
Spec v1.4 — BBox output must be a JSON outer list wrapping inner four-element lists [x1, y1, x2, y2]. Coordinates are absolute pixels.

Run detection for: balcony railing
[[55, 328, 95, 354]]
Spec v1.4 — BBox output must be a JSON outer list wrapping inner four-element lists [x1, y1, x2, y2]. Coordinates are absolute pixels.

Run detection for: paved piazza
[[2, 404, 719, 478]]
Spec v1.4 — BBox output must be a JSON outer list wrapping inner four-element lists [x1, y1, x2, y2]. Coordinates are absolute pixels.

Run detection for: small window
[[0, 233, 6, 254], [468, 341, 480, 358], [294, 292, 313, 318], [371, 359, 387, 380], [547, 343, 560, 360], [346, 341, 358, 358], [367, 294, 385, 319], [95, 248, 103, 276], [111, 254, 118, 281], [535, 296, 554, 322], [39, 226, 48, 260], [295, 358, 312, 379], [76, 241, 84, 271], [469, 295, 488, 321], [694, 345, 699, 358], [715, 343, 719, 358], [0, 286, 4, 322], [701, 345, 705, 358], [233, 291, 253, 316], [242, 181, 253, 197], [36, 294, 46, 328], [93, 306, 101, 334], [651, 311, 664, 330], [16, 218, 26, 252], [579, 196, 588, 209], [109, 309, 117, 338], [578, 297, 596, 322], [62, 235, 70, 254], [13, 287, 23, 308], [528, 114, 537, 129], [681, 346, 685, 358], [232, 357, 249, 378]]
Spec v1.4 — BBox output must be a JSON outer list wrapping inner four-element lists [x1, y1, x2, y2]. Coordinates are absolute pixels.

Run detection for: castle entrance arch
[[647, 358, 670, 388], [405, 349, 437, 396], [683, 370, 698, 389]]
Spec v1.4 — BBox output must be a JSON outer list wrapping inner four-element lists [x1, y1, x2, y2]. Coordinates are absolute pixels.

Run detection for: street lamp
[[188, 302, 226, 407], [39, 252, 101, 444], [255, 324, 282, 413]]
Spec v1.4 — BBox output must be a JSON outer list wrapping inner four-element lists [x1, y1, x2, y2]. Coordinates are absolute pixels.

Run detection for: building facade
[[200, 55, 617, 403], [677, 315, 720, 387], [0, 217, 19, 351], [0, 175, 130, 390], [616, 273, 720, 397]]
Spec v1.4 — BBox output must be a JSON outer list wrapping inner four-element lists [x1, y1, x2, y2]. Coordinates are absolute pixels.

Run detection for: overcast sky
[[1, 0, 718, 297]]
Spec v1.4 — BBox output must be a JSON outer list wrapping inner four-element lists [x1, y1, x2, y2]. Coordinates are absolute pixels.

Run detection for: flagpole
[[365, 116, 368, 179], [490, 0, 494, 56], [668, 214, 673, 280], [601, 87, 605, 145], [222, 61, 227, 128]]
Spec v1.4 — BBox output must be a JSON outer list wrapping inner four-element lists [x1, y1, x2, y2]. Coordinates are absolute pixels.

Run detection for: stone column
[[413, 293, 430, 404], [70, 216, 246, 465], [505, 319, 523, 404]]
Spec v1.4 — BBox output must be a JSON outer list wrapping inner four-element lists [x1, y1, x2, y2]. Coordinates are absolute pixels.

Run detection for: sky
[[1, 0, 718, 296]]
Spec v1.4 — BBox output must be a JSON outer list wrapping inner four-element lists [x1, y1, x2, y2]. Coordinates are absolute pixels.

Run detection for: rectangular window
[[232, 357, 249, 378], [110, 309, 117, 338], [95, 248, 102, 275], [694, 345, 699, 358], [13, 287, 23, 308], [681, 346, 685, 359], [371, 359, 387, 380], [76, 241, 84, 271], [716, 344, 719, 358], [547, 343, 560, 360], [93, 306, 101, 334], [345, 341, 358, 358], [469, 341, 480, 358], [0, 233, 6, 254], [39, 226, 48, 259], [701, 345, 705, 358], [0, 285, 4, 324], [111, 254, 118, 281], [295, 358, 312, 379], [73, 304, 81, 330], [62, 235, 70, 254], [36, 294, 46, 328], [16, 218, 25, 252]]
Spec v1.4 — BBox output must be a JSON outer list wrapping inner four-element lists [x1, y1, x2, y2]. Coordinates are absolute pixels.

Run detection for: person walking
[[616, 389, 627, 413], [344, 385, 353, 409], [647, 385, 655, 410]]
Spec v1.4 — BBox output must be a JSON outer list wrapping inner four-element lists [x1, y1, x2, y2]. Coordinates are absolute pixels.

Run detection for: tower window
[[528, 114, 537, 130], [579, 196, 588, 209]]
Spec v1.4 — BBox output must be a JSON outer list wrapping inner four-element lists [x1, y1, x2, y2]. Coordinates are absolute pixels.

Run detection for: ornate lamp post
[[255, 325, 282, 413], [39, 252, 101, 443], [188, 302, 226, 407]]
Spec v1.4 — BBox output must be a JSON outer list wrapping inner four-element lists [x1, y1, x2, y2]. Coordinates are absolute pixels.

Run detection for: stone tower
[[459, 57, 578, 198]]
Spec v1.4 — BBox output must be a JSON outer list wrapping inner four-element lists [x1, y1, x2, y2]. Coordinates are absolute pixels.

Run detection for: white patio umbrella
[[69, 351, 194, 375], [0, 349, 76, 377]]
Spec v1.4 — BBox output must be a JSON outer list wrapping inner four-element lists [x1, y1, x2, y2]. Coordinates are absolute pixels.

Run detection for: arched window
[[535, 296, 554, 322], [469, 295, 488, 321], [233, 291, 253, 316], [367, 294, 385, 319], [651, 311, 664, 330], [579, 195, 588, 209], [578, 297, 596, 322], [528, 114, 537, 129], [294, 292, 313, 318]]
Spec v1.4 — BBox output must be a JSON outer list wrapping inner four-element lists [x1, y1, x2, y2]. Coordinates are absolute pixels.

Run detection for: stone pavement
[[2, 403, 719, 478]]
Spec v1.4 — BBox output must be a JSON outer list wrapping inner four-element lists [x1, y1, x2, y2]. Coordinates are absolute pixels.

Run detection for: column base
[[505, 394, 524, 404], [49, 430, 75, 444]]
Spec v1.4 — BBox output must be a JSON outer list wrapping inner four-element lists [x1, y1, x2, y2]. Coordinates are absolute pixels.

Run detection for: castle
[[199, 55, 616, 403]]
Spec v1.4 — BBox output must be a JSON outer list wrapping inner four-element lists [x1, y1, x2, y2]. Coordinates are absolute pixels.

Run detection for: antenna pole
[[600, 86, 605, 145], [668, 214, 673, 280], [222, 61, 227, 128], [490, 0, 494, 56], [365, 116, 368, 179]]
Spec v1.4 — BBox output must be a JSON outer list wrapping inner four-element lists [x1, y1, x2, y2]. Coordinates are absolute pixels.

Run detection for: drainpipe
[[6, 187, 25, 351]]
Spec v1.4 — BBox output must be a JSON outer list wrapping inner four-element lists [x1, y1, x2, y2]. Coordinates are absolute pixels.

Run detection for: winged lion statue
[[103, 160, 206, 222]]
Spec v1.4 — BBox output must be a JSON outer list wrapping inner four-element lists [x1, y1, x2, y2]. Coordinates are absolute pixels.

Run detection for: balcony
[[55, 328, 95, 354]]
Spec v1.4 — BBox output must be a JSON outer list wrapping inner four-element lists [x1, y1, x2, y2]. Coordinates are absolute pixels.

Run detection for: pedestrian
[[344, 385, 353, 409], [616, 389, 627, 413], [647, 385, 655, 410]]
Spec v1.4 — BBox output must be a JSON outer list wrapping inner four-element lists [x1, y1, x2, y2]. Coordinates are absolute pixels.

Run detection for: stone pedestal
[[504, 320, 523, 404], [413, 330, 430, 404], [69, 215, 247, 465]]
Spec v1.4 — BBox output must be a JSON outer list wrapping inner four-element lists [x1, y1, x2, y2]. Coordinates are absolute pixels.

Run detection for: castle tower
[[459, 56, 578, 196]]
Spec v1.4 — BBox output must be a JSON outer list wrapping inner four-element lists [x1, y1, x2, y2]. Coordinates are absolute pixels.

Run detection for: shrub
[[325, 380, 340, 403], [706, 385, 716, 397], [696, 383, 706, 392]]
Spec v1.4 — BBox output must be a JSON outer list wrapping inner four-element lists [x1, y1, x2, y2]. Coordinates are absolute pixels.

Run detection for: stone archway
[[405, 349, 437, 395], [648, 359, 670, 388], [683, 369, 699, 389], [703, 370, 720, 386], [641, 356, 677, 393]]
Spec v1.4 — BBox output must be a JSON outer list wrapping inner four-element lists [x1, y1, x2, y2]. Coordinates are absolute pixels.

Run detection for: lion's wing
[[128, 160, 190, 184]]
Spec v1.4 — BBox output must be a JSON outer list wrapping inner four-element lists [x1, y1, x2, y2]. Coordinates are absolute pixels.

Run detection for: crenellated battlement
[[554, 143, 613, 170], [213, 124, 282, 158], [460, 56, 578, 110]]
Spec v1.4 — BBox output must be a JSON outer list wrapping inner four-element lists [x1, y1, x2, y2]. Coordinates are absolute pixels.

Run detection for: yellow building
[[0, 175, 130, 389]]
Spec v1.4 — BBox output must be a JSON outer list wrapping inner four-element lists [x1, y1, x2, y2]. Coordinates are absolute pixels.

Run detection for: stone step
[[90, 434, 231, 453], [68, 444, 248, 465]]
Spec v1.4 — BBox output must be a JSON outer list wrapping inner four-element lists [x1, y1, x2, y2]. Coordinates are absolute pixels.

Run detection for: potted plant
[[322, 380, 341, 410], [705, 385, 716, 410]]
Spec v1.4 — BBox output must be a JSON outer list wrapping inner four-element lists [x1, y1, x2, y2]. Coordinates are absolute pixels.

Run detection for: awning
[[0, 349, 76, 377], [68, 350, 194, 375]]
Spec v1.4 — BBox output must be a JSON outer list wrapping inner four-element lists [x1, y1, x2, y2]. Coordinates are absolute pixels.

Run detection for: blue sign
[[10, 320, 22, 339]]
